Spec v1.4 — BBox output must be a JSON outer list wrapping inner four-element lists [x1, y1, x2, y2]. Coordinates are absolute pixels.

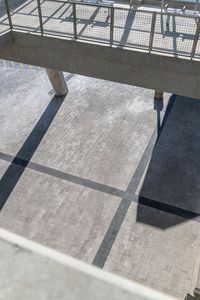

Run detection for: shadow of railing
[[0, 0, 31, 18]]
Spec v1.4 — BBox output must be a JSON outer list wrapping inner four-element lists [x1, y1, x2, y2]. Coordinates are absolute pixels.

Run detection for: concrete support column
[[154, 90, 164, 137], [46, 69, 68, 96], [154, 90, 164, 101], [154, 90, 164, 111]]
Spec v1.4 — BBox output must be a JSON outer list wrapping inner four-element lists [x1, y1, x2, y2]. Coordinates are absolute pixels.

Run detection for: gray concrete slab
[[30, 74, 157, 190], [1, 62, 200, 300], [0, 229, 177, 300], [0, 167, 121, 263], [0, 64, 51, 156], [104, 202, 200, 299]]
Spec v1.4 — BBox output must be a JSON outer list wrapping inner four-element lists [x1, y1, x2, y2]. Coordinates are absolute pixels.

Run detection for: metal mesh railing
[[2, 0, 200, 60], [76, 4, 110, 43], [40, 0, 73, 36], [152, 13, 197, 56], [0, 0, 11, 33], [7, 0, 40, 32], [194, 38, 200, 58], [113, 9, 151, 49]]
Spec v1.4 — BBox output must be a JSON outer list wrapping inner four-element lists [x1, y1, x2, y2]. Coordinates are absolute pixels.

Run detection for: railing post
[[110, 6, 114, 46], [191, 18, 200, 59], [73, 3, 77, 40], [149, 11, 156, 53], [37, 0, 43, 34], [4, 0, 12, 30], [194, 0, 199, 12]]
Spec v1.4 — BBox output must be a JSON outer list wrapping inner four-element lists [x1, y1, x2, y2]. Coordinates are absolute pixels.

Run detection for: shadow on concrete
[[119, 9, 136, 46], [0, 0, 31, 18], [185, 294, 195, 300], [0, 95, 65, 210], [137, 94, 200, 229]]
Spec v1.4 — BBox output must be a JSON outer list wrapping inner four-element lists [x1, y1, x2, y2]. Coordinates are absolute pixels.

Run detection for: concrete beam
[[0, 31, 13, 53], [1, 31, 200, 98], [46, 68, 68, 96]]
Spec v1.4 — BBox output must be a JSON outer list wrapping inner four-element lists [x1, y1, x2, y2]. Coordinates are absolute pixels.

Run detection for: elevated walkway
[[0, 0, 200, 97]]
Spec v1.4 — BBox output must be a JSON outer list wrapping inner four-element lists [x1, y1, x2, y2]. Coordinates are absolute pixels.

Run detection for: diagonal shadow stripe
[[0, 95, 65, 210], [92, 95, 176, 268]]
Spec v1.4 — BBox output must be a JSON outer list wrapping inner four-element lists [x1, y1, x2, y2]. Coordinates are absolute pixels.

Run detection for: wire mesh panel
[[152, 13, 196, 57], [0, 0, 10, 33], [76, 4, 110, 43], [41, 0, 73, 37], [113, 8, 151, 49], [8, 0, 40, 32]]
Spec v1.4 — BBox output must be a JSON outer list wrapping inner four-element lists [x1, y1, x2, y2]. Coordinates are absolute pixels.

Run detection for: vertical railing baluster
[[4, 0, 12, 30], [73, 3, 77, 40], [149, 11, 156, 53], [37, 0, 43, 34], [110, 6, 114, 46], [191, 18, 200, 59]]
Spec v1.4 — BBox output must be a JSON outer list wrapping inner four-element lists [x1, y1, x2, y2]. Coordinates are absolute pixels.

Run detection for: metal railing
[[2, 0, 200, 59]]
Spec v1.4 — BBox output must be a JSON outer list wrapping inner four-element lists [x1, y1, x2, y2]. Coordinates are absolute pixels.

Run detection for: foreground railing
[[2, 0, 200, 59]]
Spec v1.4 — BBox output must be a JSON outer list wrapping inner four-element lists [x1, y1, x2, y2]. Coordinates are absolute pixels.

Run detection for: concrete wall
[[1, 31, 200, 98], [0, 31, 13, 52]]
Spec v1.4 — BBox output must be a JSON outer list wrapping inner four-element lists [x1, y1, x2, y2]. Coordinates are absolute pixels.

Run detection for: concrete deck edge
[[0, 30, 13, 52], [1, 31, 200, 98], [0, 228, 177, 300]]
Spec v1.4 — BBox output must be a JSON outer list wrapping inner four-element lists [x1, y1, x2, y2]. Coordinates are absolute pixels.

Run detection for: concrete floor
[[0, 61, 200, 299]]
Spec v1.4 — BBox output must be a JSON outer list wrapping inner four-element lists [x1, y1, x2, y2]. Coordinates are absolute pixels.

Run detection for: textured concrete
[[104, 202, 200, 299], [0, 168, 121, 262], [1, 62, 200, 299], [0, 229, 177, 300]]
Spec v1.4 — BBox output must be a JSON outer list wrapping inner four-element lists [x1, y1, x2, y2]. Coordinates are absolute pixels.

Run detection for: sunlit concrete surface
[[0, 61, 200, 299], [0, 229, 177, 300], [0, 0, 200, 58]]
